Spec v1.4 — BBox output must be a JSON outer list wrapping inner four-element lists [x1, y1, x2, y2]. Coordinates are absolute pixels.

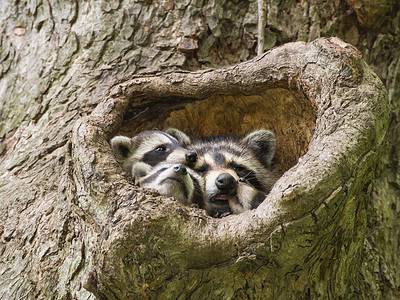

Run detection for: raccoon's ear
[[110, 136, 135, 161], [241, 130, 276, 167], [165, 128, 191, 145]]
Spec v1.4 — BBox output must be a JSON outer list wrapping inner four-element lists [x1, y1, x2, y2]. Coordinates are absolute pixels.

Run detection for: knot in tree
[[69, 38, 389, 299]]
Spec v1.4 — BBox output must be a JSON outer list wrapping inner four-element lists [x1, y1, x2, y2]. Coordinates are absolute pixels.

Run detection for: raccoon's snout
[[215, 173, 237, 193], [185, 151, 198, 164], [173, 164, 187, 175]]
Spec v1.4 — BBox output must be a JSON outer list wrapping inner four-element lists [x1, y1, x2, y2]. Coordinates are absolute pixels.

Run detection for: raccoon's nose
[[216, 173, 237, 193], [174, 164, 187, 175], [185, 151, 197, 163]]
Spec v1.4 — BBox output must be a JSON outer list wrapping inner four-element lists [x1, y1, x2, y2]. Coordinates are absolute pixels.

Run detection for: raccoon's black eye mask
[[228, 162, 249, 178], [195, 164, 209, 174], [142, 143, 175, 166], [228, 162, 263, 190]]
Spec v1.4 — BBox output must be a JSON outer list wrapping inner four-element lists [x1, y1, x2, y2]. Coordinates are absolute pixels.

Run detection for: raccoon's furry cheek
[[158, 184, 186, 203], [236, 184, 257, 210]]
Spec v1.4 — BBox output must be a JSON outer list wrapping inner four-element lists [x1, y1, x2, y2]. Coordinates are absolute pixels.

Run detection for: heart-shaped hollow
[[72, 37, 389, 299], [116, 88, 315, 172]]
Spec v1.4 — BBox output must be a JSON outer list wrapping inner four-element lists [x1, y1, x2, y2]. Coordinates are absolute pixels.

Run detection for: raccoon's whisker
[[241, 171, 254, 180], [245, 174, 257, 179], [245, 177, 258, 183], [240, 175, 258, 184], [245, 171, 253, 179]]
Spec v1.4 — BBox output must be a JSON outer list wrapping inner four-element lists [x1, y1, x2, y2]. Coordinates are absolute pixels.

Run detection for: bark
[[0, 1, 399, 300]]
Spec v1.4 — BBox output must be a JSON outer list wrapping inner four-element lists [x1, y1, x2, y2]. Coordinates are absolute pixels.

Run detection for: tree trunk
[[0, 1, 399, 300]]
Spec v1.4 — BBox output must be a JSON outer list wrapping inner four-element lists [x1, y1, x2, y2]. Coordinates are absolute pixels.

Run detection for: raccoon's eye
[[155, 145, 167, 152], [230, 163, 251, 178], [232, 166, 246, 176]]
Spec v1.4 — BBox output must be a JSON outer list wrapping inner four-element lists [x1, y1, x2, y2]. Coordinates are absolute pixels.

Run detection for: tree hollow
[[70, 37, 389, 299], [118, 88, 315, 171]]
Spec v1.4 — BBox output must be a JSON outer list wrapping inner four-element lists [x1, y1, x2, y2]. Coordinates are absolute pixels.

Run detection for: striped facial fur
[[133, 162, 204, 206], [190, 130, 277, 217], [110, 128, 198, 180]]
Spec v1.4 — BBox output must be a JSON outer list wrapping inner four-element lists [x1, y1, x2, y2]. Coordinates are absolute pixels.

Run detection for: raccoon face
[[133, 162, 203, 206], [195, 153, 267, 217], [191, 130, 276, 217], [110, 128, 197, 177]]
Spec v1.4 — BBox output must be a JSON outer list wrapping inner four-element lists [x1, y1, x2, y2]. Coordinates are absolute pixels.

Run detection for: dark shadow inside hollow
[[117, 88, 316, 172]]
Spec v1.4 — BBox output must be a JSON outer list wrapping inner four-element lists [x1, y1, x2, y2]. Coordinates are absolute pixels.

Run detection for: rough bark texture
[[0, 1, 399, 300]]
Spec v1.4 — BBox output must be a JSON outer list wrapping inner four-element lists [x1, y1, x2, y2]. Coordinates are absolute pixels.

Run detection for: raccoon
[[189, 130, 277, 217], [132, 161, 204, 206], [110, 128, 198, 180]]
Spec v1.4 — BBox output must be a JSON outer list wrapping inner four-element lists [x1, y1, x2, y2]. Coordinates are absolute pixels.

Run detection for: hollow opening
[[115, 88, 316, 172]]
